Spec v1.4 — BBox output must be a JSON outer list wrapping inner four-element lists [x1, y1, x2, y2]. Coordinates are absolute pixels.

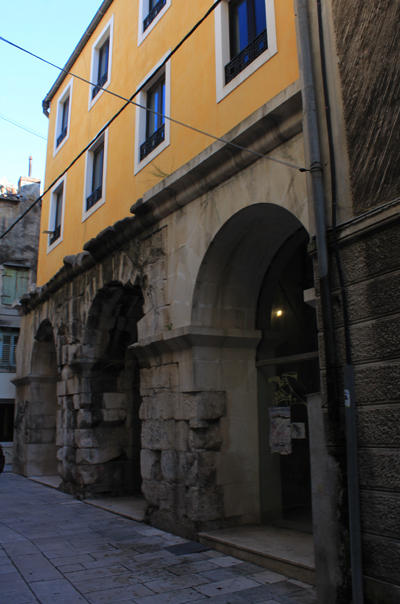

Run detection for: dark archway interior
[[83, 282, 144, 495], [256, 236, 319, 531]]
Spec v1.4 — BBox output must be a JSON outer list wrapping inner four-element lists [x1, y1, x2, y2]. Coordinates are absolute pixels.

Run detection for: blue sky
[[0, 0, 103, 188]]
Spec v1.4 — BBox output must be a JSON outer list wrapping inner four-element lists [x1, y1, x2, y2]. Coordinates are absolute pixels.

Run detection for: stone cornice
[[21, 83, 303, 315], [130, 325, 262, 361], [11, 374, 60, 387]]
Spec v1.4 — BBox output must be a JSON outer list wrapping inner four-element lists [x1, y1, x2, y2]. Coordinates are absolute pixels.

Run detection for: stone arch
[[192, 203, 306, 330], [189, 203, 317, 530], [13, 319, 59, 477], [64, 282, 144, 498]]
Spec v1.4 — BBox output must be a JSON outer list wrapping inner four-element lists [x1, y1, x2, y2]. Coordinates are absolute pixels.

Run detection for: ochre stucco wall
[[38, 0, 299, 284]]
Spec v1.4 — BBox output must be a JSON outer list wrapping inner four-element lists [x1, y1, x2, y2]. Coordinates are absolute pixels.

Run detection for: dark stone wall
[[331, 0, 400, 213], [328, 213, 400, 598]]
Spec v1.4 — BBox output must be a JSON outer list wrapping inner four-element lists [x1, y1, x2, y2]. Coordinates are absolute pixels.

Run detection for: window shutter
[[2, 335, 11, 365], [16, 269, 29, 300], [2, 268, 17, 304], [12, 335, 18, 366]]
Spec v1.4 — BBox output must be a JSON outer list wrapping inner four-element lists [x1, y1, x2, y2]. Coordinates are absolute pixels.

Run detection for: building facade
[[0, 176, 41, 466], [10, 1, 400, 602]]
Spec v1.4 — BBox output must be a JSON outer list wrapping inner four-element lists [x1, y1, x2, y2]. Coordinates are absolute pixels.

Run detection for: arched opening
[[256, 236, 319, 532], [191, 204, 318, 535], [76, 282, 144, 497], [28, 319, 58, 476]]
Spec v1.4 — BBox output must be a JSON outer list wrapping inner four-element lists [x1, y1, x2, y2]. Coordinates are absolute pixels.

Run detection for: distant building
[[0, 176, 41, 465]]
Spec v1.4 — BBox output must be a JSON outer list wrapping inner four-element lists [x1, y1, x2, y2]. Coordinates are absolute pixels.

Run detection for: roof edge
[[42, 0, 114, 116]]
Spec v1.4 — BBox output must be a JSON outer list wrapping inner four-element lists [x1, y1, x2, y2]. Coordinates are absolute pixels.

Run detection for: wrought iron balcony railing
[[56, 127, 68, 148], [225, 30, 268, 85], [140, 123, 165, 161], [143, 0, 166, 31], [86, 185, 102, 211], [49, 225, 61, 246], [92, 71, 108, 99]]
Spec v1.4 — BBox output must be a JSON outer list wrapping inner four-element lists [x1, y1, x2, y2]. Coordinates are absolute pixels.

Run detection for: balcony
[[86, 185, 102, 211], [143, 0, 166, 31], [140, 123, 165, 161], [92, 71, 108, 100], [49, 225, 61, 245], [56, 127, 67, 148], [225, 30, 268, 85]]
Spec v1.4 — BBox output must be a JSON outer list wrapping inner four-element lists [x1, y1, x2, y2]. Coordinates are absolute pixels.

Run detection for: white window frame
[[53, 79, 73, 157], [214, 0, 277, 103], [88, 15, 114, 110], [138, 0, 171, 46], [134, 53, 171, 175], [82, 128, 108, 222], [47, 174, 67, 253]]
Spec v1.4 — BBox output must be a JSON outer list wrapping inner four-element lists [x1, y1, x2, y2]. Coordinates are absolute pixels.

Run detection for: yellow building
[[39, 0, 299, 285]]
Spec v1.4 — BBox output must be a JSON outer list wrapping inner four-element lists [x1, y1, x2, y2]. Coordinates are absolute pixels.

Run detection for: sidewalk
[[0, 472, 316, 604]]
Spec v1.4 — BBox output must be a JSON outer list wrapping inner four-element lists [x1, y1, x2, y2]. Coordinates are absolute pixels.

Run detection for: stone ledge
[[11, 374, 60, 387], [20, 83, 303, 315], [130, 325, 262, 360]]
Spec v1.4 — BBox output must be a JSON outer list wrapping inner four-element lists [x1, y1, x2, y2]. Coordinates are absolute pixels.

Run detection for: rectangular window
[[144, 0, 167, 31], [226, 0, 267, 83], [50, 187, 63, 245], [1, 267, 29, 305], [0, 332, 18, 368], [93, 38, 110, 99], [54, 80, 72, 155], [214, 0, 276, 102], [141, 77, 166, 161], [83, 129, 108, 219], [89, 16, 114, 108], [57, 97, 70, 147], [47, 175, 66, 252]]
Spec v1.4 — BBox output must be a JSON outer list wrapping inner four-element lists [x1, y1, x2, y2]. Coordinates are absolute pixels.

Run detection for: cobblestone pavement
[[0, 472, 316, 604]]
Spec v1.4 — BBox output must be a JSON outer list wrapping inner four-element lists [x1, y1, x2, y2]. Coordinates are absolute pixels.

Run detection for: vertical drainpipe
[[296, 1, 364, 602]]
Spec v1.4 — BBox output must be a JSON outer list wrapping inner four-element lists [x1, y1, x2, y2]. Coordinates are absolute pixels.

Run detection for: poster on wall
[[269, 406, 291, 455]]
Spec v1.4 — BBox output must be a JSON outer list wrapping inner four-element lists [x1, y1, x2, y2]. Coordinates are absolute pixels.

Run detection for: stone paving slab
[[0, 473, 316, 604]]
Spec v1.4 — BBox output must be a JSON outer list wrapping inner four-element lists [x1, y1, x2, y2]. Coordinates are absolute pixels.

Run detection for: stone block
[[186, 486, 224, 522], [101, 409, 127, 424], [177, 452, 196, 485], [25, 429, 55, 444], [139, 393, 175, 420], [161, 450, 177, 482], [74, 429, 94, 448], [363, 533, 400, 586], [141, 419, 175, 450], [73, 464, 104, 486], [142, 479, 173, 509], [57, 381, 67, 396], [361, 491, 400, 539], [359, 450, 400, 491], [77, 410, 94, 429], [140, 363, 179, 395], [140, 449, 161, 481], [189, 423, 222, 451], [175, 420, 189, 452], [66, 377, 81, 395], [75, 444, 121, 465], [358, 405, 400, 446], [103, 393, 127, 410], [25, 414, 56, 430]]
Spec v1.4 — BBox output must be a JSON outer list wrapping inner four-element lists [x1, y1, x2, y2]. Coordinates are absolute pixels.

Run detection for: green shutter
[[16, 270, 29, 299], [1, 335, 11, 364], [2, 268, 17, 304], [12, 335, 19, 365]]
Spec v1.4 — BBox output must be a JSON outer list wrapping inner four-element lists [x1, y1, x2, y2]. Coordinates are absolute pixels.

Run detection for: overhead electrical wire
[[0, 0, 307, 241], [0, 114, 47, 141]]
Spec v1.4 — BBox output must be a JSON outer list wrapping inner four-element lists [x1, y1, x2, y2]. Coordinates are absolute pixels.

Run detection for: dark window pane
[[92, 145, 104, 192], [149, 0, 157, 10], [146, 78, 165, 139], [98, 39, 109, 83], [55, 190, 63, 230], [0, 403, 14, 441], [254, 0, 267, 36], [61, 97, 69, 132]]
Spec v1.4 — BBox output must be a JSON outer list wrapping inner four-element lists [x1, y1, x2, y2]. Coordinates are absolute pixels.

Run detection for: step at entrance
[[199, 525, 315, 585]]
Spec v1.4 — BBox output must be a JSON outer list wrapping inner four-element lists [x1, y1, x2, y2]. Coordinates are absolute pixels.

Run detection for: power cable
[[0, 0, 307, 241], [0, 114, 47, 141], [0, 34, 306, 173]]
